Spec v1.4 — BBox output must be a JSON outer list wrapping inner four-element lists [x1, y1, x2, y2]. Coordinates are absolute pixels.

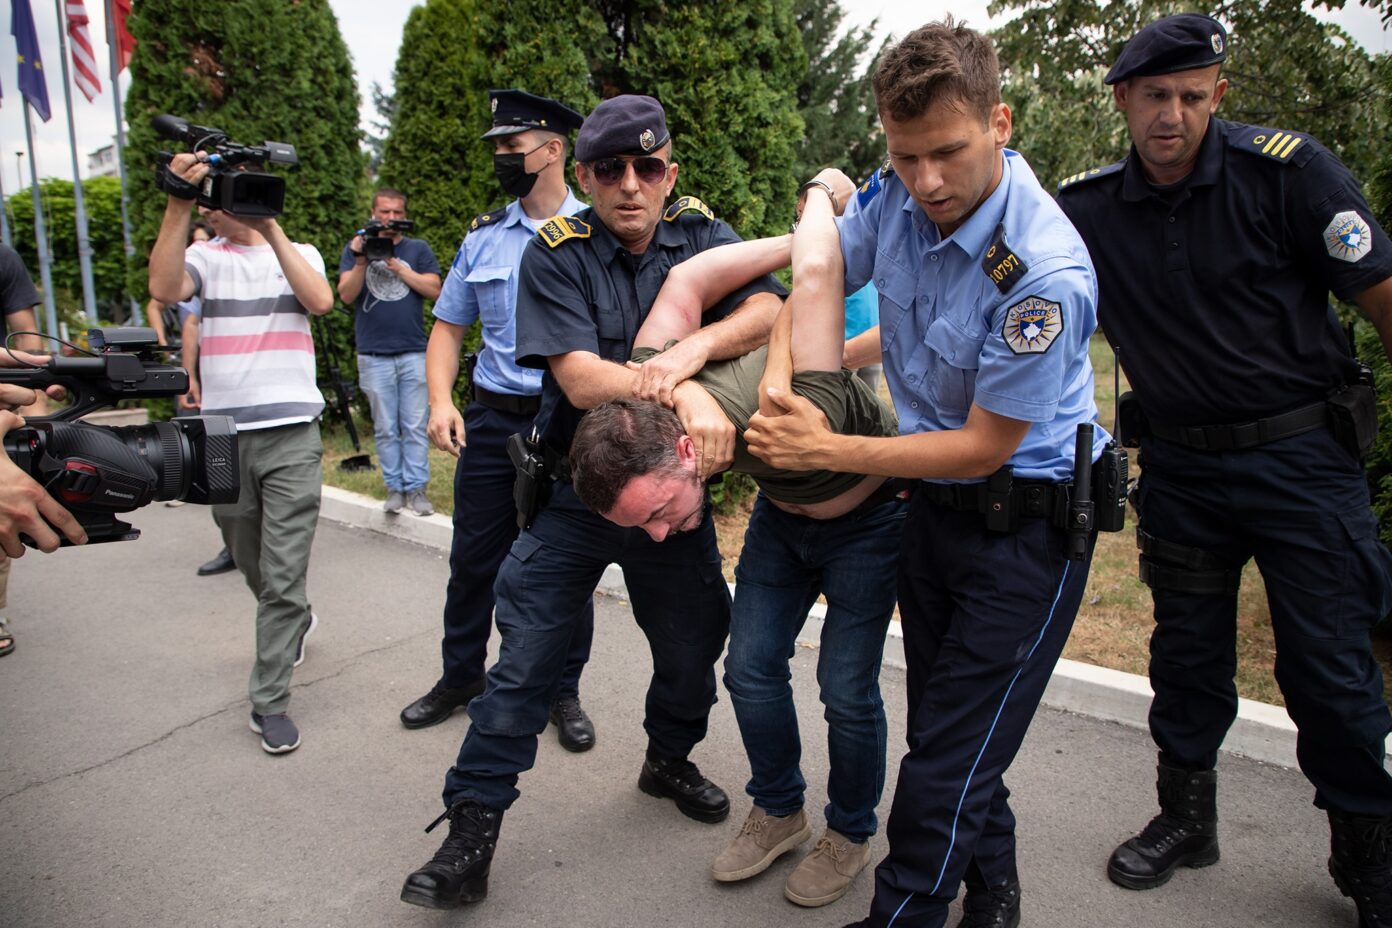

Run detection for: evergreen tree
[[793, 0, 886, 187], [121, 0, 363, 378]]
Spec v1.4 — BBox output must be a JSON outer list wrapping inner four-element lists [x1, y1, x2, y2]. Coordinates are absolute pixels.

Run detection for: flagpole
[[104, 0, 140, 324], [23, 109, 61, 341], [53, 0, 100, 327], [0, 158, 11, 248]]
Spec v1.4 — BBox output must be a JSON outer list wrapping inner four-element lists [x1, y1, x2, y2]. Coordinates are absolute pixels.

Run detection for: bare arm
[[147, 157, 203, 304], [425, 320, 468, 456], [1354, 276, 1392, 362], [245, 219, 333, 315], [337, 237, 366, 304], [179, 313, 201, 410], [388, 258, 442, 301], [145, 300, 169, 345], [843, 326, 881, 369]]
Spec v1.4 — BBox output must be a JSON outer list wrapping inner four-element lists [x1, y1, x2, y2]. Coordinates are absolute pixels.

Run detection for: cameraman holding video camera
[[336, 190, 441, 516], [149, 148, 333, 757]]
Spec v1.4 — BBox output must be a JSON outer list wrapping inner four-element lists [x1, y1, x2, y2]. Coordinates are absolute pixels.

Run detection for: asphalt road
[[0, 503, 1350, 927]]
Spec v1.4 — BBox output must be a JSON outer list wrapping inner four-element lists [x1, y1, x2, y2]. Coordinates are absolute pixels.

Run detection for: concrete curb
[[319, 484, 1303, 770]]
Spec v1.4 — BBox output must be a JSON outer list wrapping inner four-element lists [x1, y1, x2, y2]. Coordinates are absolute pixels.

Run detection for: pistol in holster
[[1328, 371, 1378, 461], [507, 428, 551, 531]]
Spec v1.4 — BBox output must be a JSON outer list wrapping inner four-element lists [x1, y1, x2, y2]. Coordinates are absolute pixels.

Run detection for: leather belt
[[474, 383, 540, 417], [1147, 401, 1328, 452], [920, 479, 1069, 523]]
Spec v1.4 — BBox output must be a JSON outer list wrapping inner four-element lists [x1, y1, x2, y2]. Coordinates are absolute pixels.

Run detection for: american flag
[[66, 0, 101, 101]]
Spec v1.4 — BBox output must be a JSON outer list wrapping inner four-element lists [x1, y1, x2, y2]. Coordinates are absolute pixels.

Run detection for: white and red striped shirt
[[185, 239, 325, 430]]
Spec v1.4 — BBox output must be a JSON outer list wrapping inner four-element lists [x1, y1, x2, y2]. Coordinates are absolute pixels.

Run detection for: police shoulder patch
[[1003, 295, 1064, 355], [663, 196, 715, 222], [856, 158, 893, 208], [1056, 161, 1123, 192], [537, 215, 592, 248], [982, 224, 1029, 295], [1234, 126, 1316, 167], [1324, 210, 1374, 263], [467, 206, 509, 235]]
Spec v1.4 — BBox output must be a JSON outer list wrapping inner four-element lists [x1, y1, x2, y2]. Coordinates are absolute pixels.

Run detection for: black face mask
[[493, 142, 548, 198]]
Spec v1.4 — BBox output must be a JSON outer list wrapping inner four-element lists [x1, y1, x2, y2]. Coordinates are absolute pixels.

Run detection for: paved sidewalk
[[0, 504, 1351, 927]]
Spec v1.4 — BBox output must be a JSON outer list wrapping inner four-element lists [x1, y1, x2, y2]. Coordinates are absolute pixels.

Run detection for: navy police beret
[[575, 95, 670, 162], [481, 89, 585, 140], [1104, 14, 1227, 85]]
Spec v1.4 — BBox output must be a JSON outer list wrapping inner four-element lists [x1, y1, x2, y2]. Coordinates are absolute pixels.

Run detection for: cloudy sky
[[1, 0, 1389, 194]]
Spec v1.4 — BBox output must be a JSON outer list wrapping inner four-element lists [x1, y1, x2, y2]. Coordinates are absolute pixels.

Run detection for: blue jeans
[[724, 492, 907, 842], [357, 352, 429, 492]]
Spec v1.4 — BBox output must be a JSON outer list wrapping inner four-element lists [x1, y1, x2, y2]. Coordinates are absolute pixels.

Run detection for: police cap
[[574, 95, 670, 162], [1104, 13, 1227, 85], [481, 89, 584, 140]]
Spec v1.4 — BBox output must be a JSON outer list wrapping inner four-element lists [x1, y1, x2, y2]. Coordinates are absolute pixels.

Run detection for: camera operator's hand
[[164, 152, 211, 199], [0, 410, 87, 555], [349, 235, 365, 261]]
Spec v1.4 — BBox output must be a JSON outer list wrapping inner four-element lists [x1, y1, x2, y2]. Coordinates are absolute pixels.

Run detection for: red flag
[[66, 0, 101, 101], [110, 0, 136, 72]]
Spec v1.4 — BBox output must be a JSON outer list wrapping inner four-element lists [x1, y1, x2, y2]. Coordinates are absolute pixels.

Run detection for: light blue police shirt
[[433, 188, 587, 397], [838, 150, 1107, 483]]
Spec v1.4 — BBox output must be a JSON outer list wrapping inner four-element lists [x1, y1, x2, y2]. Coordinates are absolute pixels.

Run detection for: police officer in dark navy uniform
[[400, 90, 598, 752], [398, 94, 786, 911], [746, 20, 1110, 928], [1057, 14, 1392, 925]]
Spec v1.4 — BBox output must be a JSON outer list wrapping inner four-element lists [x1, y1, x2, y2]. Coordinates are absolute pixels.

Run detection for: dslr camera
[[153, 114, 298, 218], [0, 328, 240, 545], [358, 218, 415, 261]]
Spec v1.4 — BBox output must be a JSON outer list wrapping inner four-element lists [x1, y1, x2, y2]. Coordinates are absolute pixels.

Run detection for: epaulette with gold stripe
[[663, 196, 715, 222], [467, 206, 509, 235], [1234, 127, 1315, 166], [1057, 161, 1123, 192], [537, 215, 591, 248]]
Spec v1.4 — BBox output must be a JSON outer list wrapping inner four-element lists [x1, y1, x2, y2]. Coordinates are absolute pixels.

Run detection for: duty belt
[[1147, 401, 1328, 452], [473, 383, 541, 418], [919, 478, 1069, 527]]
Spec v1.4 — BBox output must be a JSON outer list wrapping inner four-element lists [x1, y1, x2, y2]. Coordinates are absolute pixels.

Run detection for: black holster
[[506, 431, 550, 531], [1327, 382, 1378, 460], [1116, 391, 1147, 449]]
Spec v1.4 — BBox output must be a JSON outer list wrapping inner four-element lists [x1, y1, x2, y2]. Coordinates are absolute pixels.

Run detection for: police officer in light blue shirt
[[745, 19, 1109, 928], [399, 90, 597, 757]]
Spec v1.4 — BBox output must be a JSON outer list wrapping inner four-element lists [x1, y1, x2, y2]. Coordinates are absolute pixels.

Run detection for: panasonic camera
[[153, 114, 298, 218], [358, 218, 415, 261], [0, 328, 240, 545]]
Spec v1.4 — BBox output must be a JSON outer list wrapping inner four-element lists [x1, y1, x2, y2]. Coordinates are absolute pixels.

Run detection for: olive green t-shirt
[[631, 344, 897, 504]]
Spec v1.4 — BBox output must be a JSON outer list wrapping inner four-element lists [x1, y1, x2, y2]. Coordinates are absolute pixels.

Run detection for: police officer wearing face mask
[[400, 90, 597, 755]]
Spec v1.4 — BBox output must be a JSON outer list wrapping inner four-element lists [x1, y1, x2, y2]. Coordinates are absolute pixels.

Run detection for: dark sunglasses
[[587, 156, 669, 186]]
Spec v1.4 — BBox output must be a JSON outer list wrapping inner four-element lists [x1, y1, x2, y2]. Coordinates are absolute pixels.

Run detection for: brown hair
[[872, 17, 1001, 125], [571, 400, 688, 515], [372, 187, 407, 210]]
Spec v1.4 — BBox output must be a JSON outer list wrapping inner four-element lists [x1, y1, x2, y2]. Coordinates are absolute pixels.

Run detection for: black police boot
[[196, 547, 235, 576], [1107, 761, 1219, 890], [400, 800, 504, 909], [549, 695, 596, 752], [957, 879, 1021, 928], [1328, 809, 1392, 927], [638, 752, 730, 823], [399, 677, 485, 729]]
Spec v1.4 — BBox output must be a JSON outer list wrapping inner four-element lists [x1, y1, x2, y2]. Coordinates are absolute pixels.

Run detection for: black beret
[[575, 95, 670, 162], [481, 89, 585, 140], [1104, 14, 1228, 85]]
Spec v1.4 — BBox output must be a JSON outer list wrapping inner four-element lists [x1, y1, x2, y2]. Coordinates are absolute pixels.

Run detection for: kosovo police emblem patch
[[1323, 210, 1373, 263], [1003, 296, 1063, 355], [640, 129, 656, 151]]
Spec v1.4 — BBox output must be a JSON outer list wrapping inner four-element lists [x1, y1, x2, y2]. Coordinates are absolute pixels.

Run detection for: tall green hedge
[[122, 0, 364, 374]]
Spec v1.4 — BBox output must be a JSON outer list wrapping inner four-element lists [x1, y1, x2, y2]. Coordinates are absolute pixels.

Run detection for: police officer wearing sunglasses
[[400, 94, 787, 911]]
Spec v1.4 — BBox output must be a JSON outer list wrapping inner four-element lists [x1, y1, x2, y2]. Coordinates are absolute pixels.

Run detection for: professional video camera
[[0, 328, 240, 545], [153, 114, 298, 219], [358, 218, 415, 261]]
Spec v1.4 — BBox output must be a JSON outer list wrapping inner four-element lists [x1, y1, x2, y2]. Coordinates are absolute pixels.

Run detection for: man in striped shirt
[[149, 152, 334, 756]]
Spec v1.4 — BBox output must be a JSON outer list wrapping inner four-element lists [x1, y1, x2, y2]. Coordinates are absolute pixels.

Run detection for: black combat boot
[[1328, 809, 1392, 927], [957, 879, 1021, 927], [1107, 761, 1219, 890], [400, 800, 504, 909]]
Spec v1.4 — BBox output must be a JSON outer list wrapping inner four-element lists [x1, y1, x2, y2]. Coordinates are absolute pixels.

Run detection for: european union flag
[[12, 0, 52, 122]]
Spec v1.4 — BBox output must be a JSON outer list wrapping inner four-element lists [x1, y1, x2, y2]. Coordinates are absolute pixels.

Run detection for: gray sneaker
[[384, 490, 405, 514], [250, 711, 301, 754], [293, 612, 318, 668], [408, 489, 434, 516]]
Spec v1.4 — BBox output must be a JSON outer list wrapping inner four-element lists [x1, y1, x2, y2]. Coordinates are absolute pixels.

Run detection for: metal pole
[[23, 109, 60, 340], [105, 0, 140, 324], [0, 155, 11, 248], [53, 0, 100, 326]]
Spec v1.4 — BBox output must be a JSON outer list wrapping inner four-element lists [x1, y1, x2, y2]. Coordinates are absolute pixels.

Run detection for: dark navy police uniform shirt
[[514, 200, 787, 454], [337, 236, 440, 355], [1057, 117, 1392, 426]]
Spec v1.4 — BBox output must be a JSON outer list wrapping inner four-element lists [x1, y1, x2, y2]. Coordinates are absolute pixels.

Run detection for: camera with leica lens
[[358, 218, 415, 261], [153, 114, 298, 218], [0, 328, 240, 546]]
